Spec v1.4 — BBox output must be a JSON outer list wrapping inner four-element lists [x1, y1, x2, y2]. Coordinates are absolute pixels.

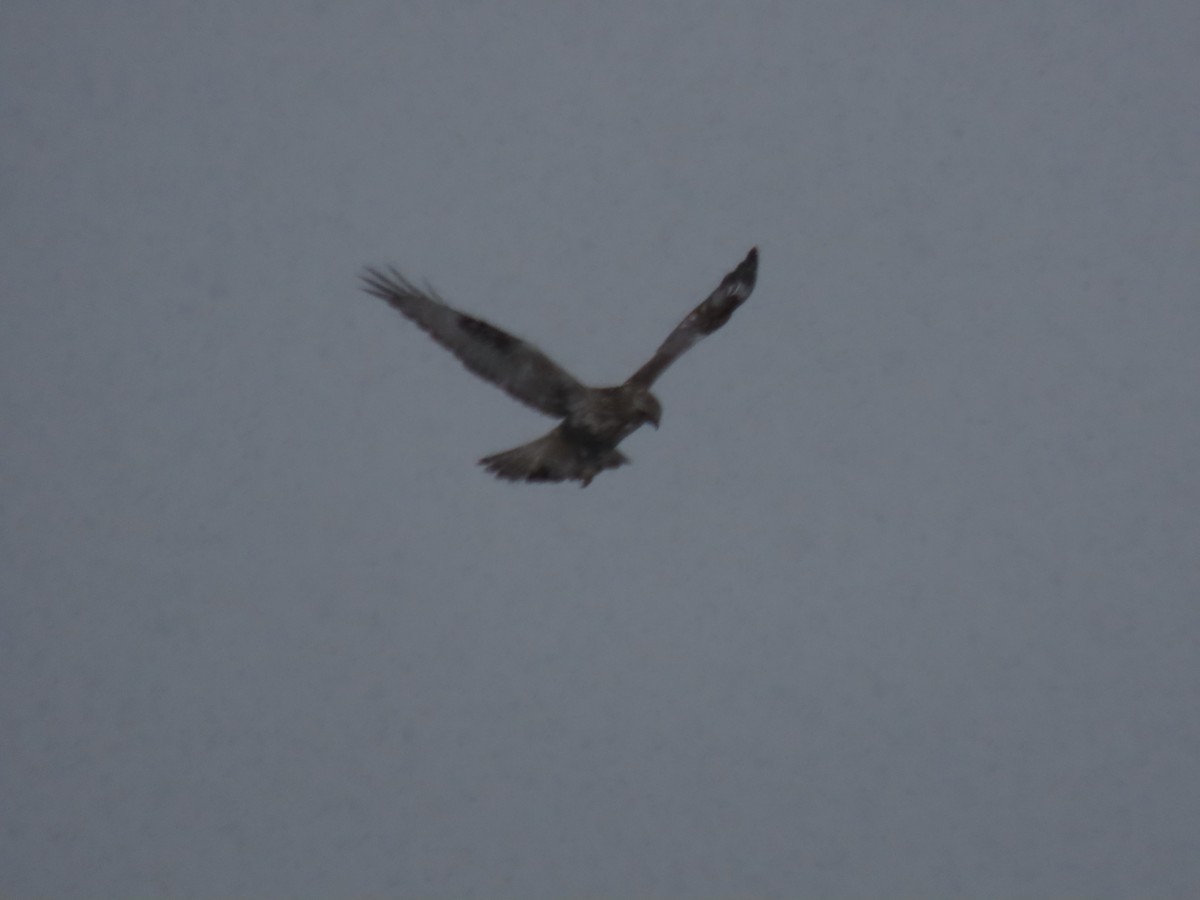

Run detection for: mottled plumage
[[360, 247, 758, 485]]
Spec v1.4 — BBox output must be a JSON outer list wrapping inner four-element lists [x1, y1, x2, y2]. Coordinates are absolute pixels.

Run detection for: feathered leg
[[479, 427, 628, 486]]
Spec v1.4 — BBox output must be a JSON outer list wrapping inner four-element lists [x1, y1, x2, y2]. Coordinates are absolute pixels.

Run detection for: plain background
[[3, 2, 1198, 896]]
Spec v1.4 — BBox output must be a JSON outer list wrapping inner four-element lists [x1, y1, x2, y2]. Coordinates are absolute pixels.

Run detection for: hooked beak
[[647, 412, 661, 430]]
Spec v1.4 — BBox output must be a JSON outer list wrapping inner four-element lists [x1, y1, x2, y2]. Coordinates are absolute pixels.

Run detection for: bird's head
[[634, 391, 662, 429]]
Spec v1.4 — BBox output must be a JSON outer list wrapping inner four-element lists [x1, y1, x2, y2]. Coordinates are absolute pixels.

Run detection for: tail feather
[[479, 427, 628, 486]]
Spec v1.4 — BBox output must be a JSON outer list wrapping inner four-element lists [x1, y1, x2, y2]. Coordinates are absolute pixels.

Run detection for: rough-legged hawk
[[360, 247, 758, 486]]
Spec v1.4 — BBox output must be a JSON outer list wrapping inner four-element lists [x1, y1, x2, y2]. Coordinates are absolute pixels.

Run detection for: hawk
[[360, 247, 758, 486]]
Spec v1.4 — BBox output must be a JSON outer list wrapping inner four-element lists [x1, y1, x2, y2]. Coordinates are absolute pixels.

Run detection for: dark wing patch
[[458, 316, 517, 352], [627, 247, 758, 388], [360, 267, 590, 418]]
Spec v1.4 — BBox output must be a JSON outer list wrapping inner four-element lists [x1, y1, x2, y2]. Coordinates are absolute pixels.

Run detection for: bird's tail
[[479, 427, 628, 487]]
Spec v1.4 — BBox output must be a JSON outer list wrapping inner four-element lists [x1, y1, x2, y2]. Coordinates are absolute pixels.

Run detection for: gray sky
[[3, 2, 1198, 896]]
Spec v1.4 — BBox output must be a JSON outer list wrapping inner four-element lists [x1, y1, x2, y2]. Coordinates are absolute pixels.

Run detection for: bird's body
[[360, 247, 757, 485]]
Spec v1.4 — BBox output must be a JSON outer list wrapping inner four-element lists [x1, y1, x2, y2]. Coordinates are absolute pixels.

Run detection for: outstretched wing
[[627, 247, 758, 389], [360, 267, 590, 418]]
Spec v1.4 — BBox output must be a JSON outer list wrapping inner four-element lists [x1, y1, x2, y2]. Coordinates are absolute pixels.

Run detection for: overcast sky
[[3, 2, 1199, 896]]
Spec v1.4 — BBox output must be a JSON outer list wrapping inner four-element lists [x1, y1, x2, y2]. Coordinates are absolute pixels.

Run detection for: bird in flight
[[360, 247, 758, 486]]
